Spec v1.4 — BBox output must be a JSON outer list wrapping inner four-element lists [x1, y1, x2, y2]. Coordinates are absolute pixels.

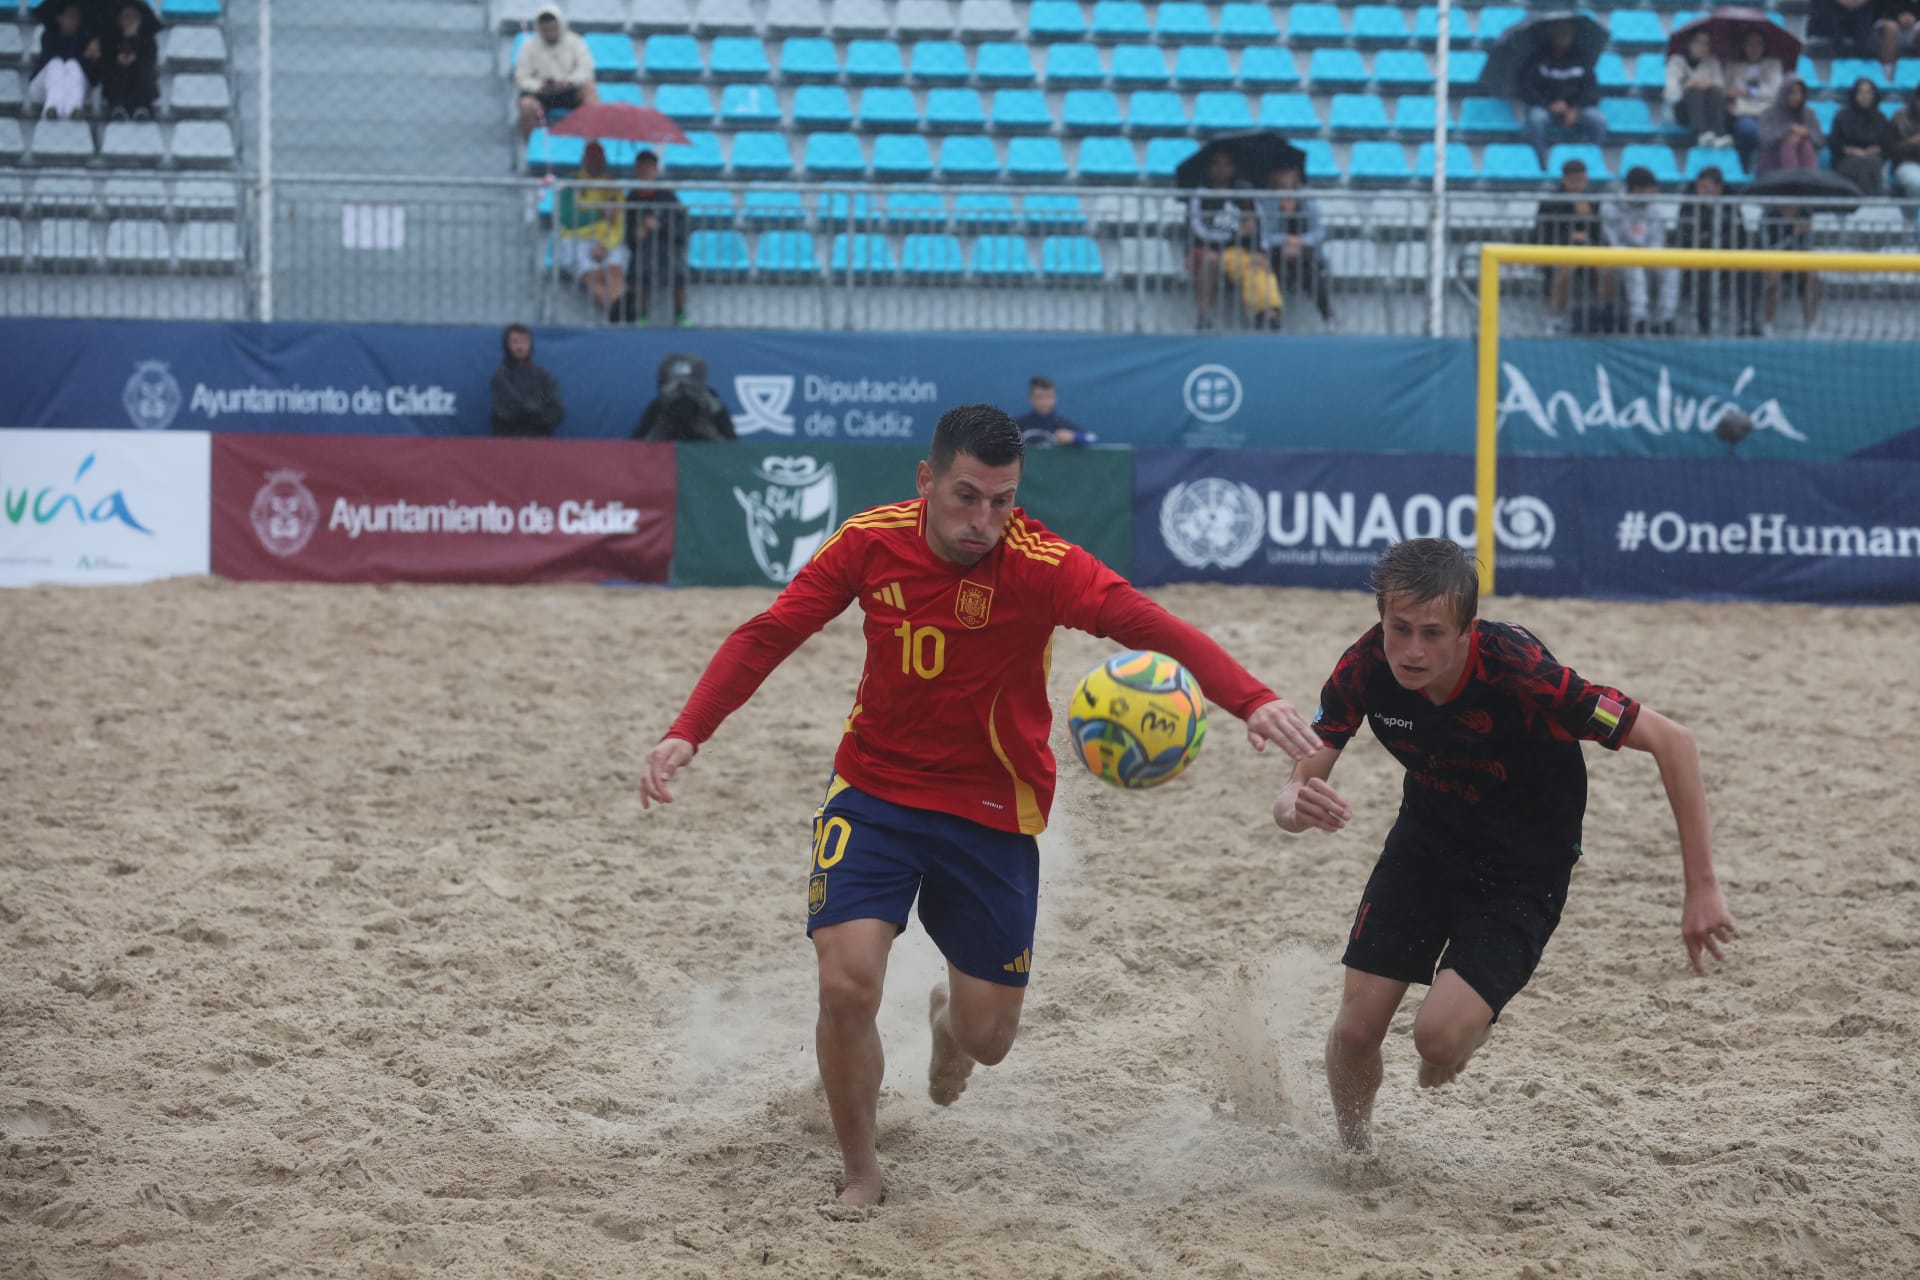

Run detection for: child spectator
[[554, 141, 628, 316], [1518, 19, 1607, 166], [100, 1, 159, 121], [1830, 77, 1893, 196], [1013, 376, 1096, 447], [1672, 168, 1755, 336], [1757, 77, 1823, 175], [1603, 166, 1680, 335], [489, 323, 565, 437], [1532, 158, 1609, 333], [611, 149, 690, 327], [1892, 85, 1920, 198], [1723, 29, 1784, 171], [515, 4, 599, 146], [1666, 28, 1730, 147], [1258, 164, 1338, 330]]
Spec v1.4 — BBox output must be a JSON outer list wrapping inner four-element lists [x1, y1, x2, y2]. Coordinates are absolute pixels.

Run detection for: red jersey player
[[641, 404, 1322, 1207]]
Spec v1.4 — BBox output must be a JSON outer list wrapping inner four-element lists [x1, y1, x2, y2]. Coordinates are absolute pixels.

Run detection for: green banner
[[672, 443, 1133, 587]]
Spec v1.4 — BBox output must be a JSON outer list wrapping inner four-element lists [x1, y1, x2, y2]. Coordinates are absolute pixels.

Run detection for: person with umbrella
[[99, 1, 159, 121], [1257, 163, 1337, 331], [515, 3, 599, 147], [28, 1, 92, 118], [553, 141, 629, 315], [1831, 77, 1894, 196], [1178, 141, 1281, 331], [1724, 28, 1785, 170], [1756, 76, 1824, 176], [1513, 18, 1608, 166], [1665, 27, 1730, 148]]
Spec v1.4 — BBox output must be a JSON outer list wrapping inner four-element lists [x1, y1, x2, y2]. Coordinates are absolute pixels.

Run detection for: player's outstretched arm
[[1623, 707, 1737, 976], [1273, 746, 1349, 834]]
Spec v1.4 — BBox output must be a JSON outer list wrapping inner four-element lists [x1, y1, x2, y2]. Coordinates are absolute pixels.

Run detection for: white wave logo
[[1158, 477, 1266, 569], [733, 374, 797, 436], [1182, 364, 1243, 424], [1493, 495, 1555, 550], [122, 360, 183, 431]]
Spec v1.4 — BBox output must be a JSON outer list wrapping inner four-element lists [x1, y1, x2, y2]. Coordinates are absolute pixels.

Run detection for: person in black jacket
[[489, 323, 565, 437], [99, 1, 159, 120], [634, 353, 736, 442], [1831, 77, 1892, 195], [1532, 158, 1610, 332], [1518, 19, 1608, 167], [610, 149, 691, 327], [1672, 168, 1755, 336]]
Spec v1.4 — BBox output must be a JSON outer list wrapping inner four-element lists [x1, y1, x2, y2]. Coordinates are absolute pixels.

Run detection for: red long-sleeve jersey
[[664, 500, 1277, 835]]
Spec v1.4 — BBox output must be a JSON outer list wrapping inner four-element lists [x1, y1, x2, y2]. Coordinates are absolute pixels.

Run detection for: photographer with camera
[[633, 353, 737, 443]]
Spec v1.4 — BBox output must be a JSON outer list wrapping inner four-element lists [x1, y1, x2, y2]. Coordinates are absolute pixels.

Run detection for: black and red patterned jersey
[[1313, 620, 1641, 868]]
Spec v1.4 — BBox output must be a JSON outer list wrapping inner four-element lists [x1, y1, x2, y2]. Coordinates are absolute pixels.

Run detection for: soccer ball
[[1069, 650, 1208, 790]]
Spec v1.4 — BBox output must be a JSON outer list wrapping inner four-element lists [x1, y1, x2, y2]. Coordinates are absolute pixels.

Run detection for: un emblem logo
[[1181, 363, 1242, 424], [733, 374, 797, 436], [1158, 477, 1266, 570], [122, 360, 183, 431]]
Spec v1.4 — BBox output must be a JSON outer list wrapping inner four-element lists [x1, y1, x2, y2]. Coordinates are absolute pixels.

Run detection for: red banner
[[212, 435, 674, 584]]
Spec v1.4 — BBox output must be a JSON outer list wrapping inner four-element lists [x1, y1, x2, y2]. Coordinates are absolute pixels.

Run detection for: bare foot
[[837, 1168, 884, 1209], [1332, 1108, 1374, 1152], [927, 985, 973, 1107], [1416, 1058, 1459, 1089]]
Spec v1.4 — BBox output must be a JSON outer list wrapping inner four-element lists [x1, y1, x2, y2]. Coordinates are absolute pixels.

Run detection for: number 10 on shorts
[[813, 814, 851, 870]]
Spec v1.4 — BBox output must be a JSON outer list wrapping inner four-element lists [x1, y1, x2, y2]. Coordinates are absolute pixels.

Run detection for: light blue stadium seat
[[1193, 92, 1254, 132], [911, 41, 970, 83], [1329, 93, 1390, 134], [654, 83, 715, 124], [162, 0, 222, 17], [1392, 95, 1437, 133], [1683, 146, 1746, 181], [874, 134, 936, 177], [1632, 56, 1667, 91], [955, 192, 1018, 227], [710, 36, 770, 79], [642, 34, 701, 79], [1091, 2, 1151, 40], [1609, 11, 1668, 53], [1308, 49, 1369, 88], [743, 189, 807, 225], [1063, 89, 1124, 131], [970, 234, 1036, 278], [596, 84, 645, 106], [1007, 136, 1069, 178], [780, 38, 842, 80], [1144, 136, 1199, 178], [1287, 4, 1347, 45], [1297, 138, 1338, 182], [1170, 46, 1233, 86], [1810, 100, 1839, 132], [525, 130, 584, 172], [1077, 135, 1141, 180], [1447, 50, 1487, 87], [731, 131, 795, 176], [1458, 96, 1519, 136], [794, 86, 855, 127], [902, 233, 965, 277], [1028, 0, 1085, 39], [940, 135, 1001, 178], [1155, 2, 1215, 42], [688, 229, 750, 272], [1024, 194, 1088, 228], [1831, 59, 1902, 89], [755, 230, 819, 275], [858, 86, 920, 128], [1043, 45, 1104, 85], [1374, 50, 1432, 88], [1042, 235, 1104, 279], [1352, 6, 1408, 45], [1796, 63, 1824, 91], [1412, 6, 1470, 46], [1475, 8, 1525, 47], [1481, 142, 1545, 185], [831, 233, 896, 273], [1600, 97, 1666, 139], [802, 132, 867, 175], [1218, 3, 1278, 44], [1618, 144, 1682, 185], [1241, 48, 1302, 88], [1259, 92, 1321, 131], [846, 40, 907, 82], [664, 131, 725, 174], [821, 192, 874, 224], [927, 88, 987, 130], [992, 90, 1053, 131], [1415, 141, 1477, 180], [1548, 143, 1610, 182], [584, 33, 639, 79], [1128, 91, 1189, 133], [886, 190, 948, 229], [1349, 140, 1411, 183], [680, 190, 736, 225], [1897, 62, 1920, 90], [976, 42, 1038, 86], [1594, 52, 1630, 90], [1114, 45, 1172, 87]]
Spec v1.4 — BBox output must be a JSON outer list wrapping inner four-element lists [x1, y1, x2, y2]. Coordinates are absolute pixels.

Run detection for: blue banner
[[2, 320, 1913, 460]]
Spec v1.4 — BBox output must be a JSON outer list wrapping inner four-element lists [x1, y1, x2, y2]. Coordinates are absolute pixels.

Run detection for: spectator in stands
[[1810, 0, 1884, 59], [1013, 376, 1096, 447], [1877, 1, 1920, 78], [1666, 28, 1731, 148], [1724, 30, 1784, 170], [1757, 77, 1824, 175], [1831, 77, 1893, 195], [490, 323, 565, 438], [635, 353, 736, 442], [555, 141, 628, 315], [1673, 167, 1756, 336], [28, 2, 90, 119], [1518, 18, 1607, 167], [1759, 204, 1820, 335], [515, 3, 599, 147], [610, 149, 690, 328], [1533, 158, 1609, 333], [1603, 166, 1680, 335], [99, 1, 159, 121], [1257, 164, 1338, 331], [1892, 85, 1920, 198], [1184, 148, 1267, 331]]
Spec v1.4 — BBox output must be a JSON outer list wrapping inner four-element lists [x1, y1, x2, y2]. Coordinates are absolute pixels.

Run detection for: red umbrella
[[1668, 7, 1802, 67], [547, 102, 689, 146]]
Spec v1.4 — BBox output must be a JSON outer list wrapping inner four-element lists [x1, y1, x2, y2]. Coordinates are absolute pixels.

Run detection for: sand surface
[[2, 579, 1917, 1279]]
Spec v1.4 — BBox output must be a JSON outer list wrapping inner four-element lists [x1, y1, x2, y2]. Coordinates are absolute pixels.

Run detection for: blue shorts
[[805, 777, 1040, 987]]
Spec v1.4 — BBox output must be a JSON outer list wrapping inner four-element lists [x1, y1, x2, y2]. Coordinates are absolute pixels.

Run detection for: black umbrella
[[1478, 10, 1608, 99], [1746, 168, 1865, 216], [31, 0, 157, 37], [1174, 132, 1308, 189]]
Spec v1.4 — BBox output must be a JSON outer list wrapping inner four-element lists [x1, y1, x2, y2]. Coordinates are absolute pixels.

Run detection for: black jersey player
[[1274, 538, 1737, 1151]]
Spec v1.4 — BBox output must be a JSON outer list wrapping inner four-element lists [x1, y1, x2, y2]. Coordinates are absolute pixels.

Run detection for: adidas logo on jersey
[[871, 581, 905, 609]]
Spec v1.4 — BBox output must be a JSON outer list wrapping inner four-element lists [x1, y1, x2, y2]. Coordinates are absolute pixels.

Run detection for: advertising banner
[[0, 429, 210, 587], [672, 443, 1133, 587], [211, 435, 674, 584]]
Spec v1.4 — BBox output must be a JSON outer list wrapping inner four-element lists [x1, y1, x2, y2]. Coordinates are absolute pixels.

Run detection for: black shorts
[[1340, 819, 1572, 1019], [532, 87, 583, 113]]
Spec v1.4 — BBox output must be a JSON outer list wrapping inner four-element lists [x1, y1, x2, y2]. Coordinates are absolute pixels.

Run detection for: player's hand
[[1289, 777, 1352, 833], [1245, 699, 1322, 761], [640, 737, 695, 809], [1680, 883, 1736, 976]]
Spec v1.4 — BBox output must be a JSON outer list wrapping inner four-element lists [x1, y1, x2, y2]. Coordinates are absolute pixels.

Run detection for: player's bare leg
[[1412, 969, 1496, 1089], [928, 967, 1025, 1107], [1325, 969, 1409, 1151], [812, 919, 895, 1207]]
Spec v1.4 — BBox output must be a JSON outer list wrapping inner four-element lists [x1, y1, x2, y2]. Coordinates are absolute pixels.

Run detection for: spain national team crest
[[954, 580, 994, 630], [808, 873, 828, 916]]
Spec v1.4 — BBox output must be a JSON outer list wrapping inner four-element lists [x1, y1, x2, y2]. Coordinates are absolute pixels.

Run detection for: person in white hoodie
[[515, 4, 598, 144], [1602, 166, 1679, 335]]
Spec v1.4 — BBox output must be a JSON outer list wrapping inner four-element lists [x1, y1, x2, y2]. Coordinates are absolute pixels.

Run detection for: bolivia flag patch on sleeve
[[1591, 696, 1624, 734]]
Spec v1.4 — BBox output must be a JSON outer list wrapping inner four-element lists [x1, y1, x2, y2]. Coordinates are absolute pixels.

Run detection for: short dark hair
[[635, 148, 658, 168], [1370, 538, 1479, 631], [930, 403, 1024, 472], [1028, 375, 1054, 391], [1695, 165, 1725, 187], [1625, 165, 1657, 192], [1560, 158, 1587, 177]]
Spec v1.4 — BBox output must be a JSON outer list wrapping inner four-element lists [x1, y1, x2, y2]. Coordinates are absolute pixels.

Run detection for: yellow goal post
[[1472, 243, 1920, 596]]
